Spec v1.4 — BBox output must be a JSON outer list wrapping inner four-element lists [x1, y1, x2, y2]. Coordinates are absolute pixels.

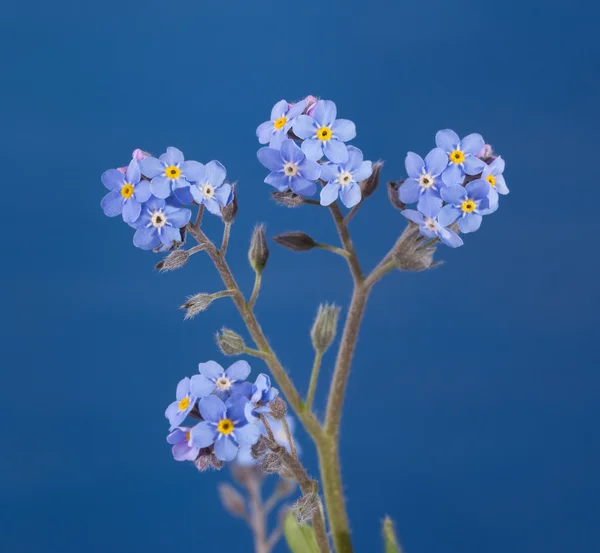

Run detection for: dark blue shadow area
[[0, 0, 598, 552]]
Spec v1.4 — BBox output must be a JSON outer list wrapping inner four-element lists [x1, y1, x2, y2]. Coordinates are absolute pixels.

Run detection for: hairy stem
[[281, 415, 298, 460], [328, 203, 363, 282], [249, 272, 262, 310], [315, 243, 351, 259], [305, 349, 323, 413], [247, 478, 269, 553], [221, 222, 232, 255]]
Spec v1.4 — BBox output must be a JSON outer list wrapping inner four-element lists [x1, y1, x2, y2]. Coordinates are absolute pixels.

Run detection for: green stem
[[315, 243, 351, 259], [249, 271, 262, 310], [305, 349, 323, 413]]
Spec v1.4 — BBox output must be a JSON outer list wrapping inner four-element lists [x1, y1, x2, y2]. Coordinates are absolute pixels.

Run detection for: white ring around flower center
[[215, 376, 232, 391], [201, 183, 215, 199], [337, 171, 353, 187], [151, 210, 167, 228], [424, 217, 437, 232], [419, 173, 435, 189], [283, 162, 299, 177]]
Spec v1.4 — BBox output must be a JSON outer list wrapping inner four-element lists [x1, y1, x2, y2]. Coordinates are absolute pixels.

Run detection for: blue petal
[[225, 360, 251, 382], [290, 177, 317, 197], [235, 424, 261, 446], [463, 156, 486, 175], [441, 164, 464, 186], [458, 212, 482, 233], [167, 428, 187, 445], [160, 147, 184, 166], [122, 198, 141, 223], [257, 120, 274, 144], [399, 179, 420, 204], [495, 174, 509, 195], [320, 182, 340, 206], [205, 161, 226, 187], [339, 182, 362, 208], [180, 160, 204, 182], [214, 182, 232, 206], [405, 152, 424, 178], [461, 133, 485, 155], [313, 100, 337, 127], [190, 374, 216, 398], [269, 130, 286, 149], [301, 138, 324, 161], [231, 381, 253, 398], [101, 190, 123, 217], [424, 147, 448, 176], [199, 360, 224, 380], [287, 99, 306, 118], [173, 186, 194, 205], [293, 115, 317, 139], [133, 227, 159, 250], [319, 162, 338, 183], [353, 160, 372, 182], [298, 159, 321, 181], [323, 139, 349, 163], [438, 227, 464, 248], [164, 206, 191, 229], [465, 179, 489, 200], [417, 192, 442, 218], [437, 204, 461, 227], [139, 157, 165, 179], [265, 171, 290, 192], [150, 176, 172, 199], [491, 156, 506, 175], [199, 395, 227, 423], [270, 99, 289, 121], [214, 435, 239, 462], [134, 180, 152, 203], [281, 139, 305, 164], [441, 185, 467, 205], [101, 169, 124, 190], [190, 421, 217, 448], [176, 377, 191, 400], [257, 147, 283, 171], [331, 119, 356, 142], [226, 393, 248, 424], [435, 129, 460, 152], [401, 209, 425, 225], [126, 159, 141, 184], [345, 146, 363, 173]]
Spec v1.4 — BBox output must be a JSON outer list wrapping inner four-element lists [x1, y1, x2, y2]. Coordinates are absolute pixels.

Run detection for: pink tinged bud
[[132, 148, 150, 161], [477, 144, 497, 161], [117, 166, 127, 174], [304, 95, 318, 116]]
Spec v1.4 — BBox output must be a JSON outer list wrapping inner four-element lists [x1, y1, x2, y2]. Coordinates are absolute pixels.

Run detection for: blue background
[[1, 0, 598, 552]]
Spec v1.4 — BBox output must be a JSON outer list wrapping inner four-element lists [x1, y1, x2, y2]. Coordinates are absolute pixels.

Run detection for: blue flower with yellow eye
[[481, 156, 509, 212], [101, 159, 151, 224], [167, 426, 200, 462], [438, 179, 490, 233], [257, 99, 307, 149], [165, 377, 198, 431], [190, 395, 261, 462], [435, 129, 487, 185], [190, 360, 252, 401]]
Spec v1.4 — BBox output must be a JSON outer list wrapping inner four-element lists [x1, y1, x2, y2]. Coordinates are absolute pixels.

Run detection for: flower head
[[481, 156, 508, 211], [257, 99, 307, 149], [399, 148, 448, 215], [257, 139, 321, 197], [131, 197, 191, 251], [167, 426, 200, 462], [190, 395, 261, 462], [438, 180, 490, 233], [401, 209, 463, 248], [190, 360, 252, 401], [293, 100, 356, 163], [165, 377, 198, 431], [245, 373, 279, 423], [101, 159, 151, 224], [435, 129, 486, 185], [139, 147, 204, 200], [319, 146, 372, 208]]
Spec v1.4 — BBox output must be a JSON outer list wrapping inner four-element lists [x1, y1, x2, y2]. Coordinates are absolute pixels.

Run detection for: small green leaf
[[382, 516, 403, 553], [284, 510, 319, 553]]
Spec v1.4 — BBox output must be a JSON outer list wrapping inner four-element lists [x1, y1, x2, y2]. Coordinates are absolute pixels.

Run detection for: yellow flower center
[[165, 165, 181, 180], [178, 397, 190, 411], [486, 174, 496, 187], [218, 419, 234, 435], [121, 183, 134, 199], [273, 116, 287, 130], [317, 126, 332, 141], [461, 199, 476, 213], [449, 150, 465, 164]]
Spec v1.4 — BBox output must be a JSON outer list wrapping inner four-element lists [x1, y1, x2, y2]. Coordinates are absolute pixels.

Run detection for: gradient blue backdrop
[[1, 1, 598, 552]]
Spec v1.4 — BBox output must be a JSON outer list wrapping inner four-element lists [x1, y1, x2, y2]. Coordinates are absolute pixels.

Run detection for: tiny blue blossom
[[139, 147, 204, 200], [438, 180, 490, 233], [165, 377, 197, 431], [482, 156, 508, 211], [167, 426, 200, 462], [190, 360, 252, 401], [101, 159, 151, 223], [293, 100, 356, 163], [256, 99, 307, 149], [399, 148, 448, 215], [435, 129, 486, 185], [319, 146, 373, 208], [257, 139, 321, 197], [245, 373, 279, 423], [401, 209, 463, 248], [190, 395, 261, 462], [131, 197, 191, 251]]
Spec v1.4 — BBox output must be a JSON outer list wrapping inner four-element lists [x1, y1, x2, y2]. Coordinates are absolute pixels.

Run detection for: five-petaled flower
[[438, 180, 490, 233], [257, 139, 321, 197], [256, 99, 307, 149], [293, 100, 356, 163], [481, 156, 509, 211], [435, 129, 487, 185], [245, 373, 279, 423], [190, 395, 261, 462], [319, 146, 373, 208], [399, 148, 448, 215], [101, 159, 152, 224], [190, 360, 252, 401], [401, 209, 463, 248], [167, 426, 200, 462], [165, 377, 198, 431], [139, 147, 204, 200], [131, 197, 191, 250]]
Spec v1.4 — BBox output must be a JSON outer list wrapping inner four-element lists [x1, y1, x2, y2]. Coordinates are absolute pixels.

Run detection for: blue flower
[[481, 156, 508, 211], [167, 426, 200, 462], [172, 160, 233, 215], [435, 129, 486, 185], [165, 377, 198, 431], [101, 159, 151, 223], [399, 148, 448, 215], [438, 180, 490, 233], [190, 395, 261, 462], [401, 209, 463, 248], [131, 197, 191, 251], [139, 147, 205, 200], [257, 99, 307, 149], [190, 360, 252, 401], [236, 416, 301, 466], [319, 146, 372, 208], [257, 139, 321, 197], [245, 373, 279, 423], [293, 100, 356, 163]]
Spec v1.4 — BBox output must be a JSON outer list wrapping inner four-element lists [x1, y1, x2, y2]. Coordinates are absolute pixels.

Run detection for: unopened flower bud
[[259, 452, 283, 474], [392, 224, 440, 272], [360, 161, 383, 199], [269, 397, 287, 420], [272, 190, 305, 208], [294, 492, 319, 525], [477, 144, 497, 162], [181, 293, 213, 319], [195, 449, 224, 472], [216, 328, 246, 356], [251, 436, 269, 460], [311, 303, 340, 352], [249, 224, 269, 273], [274, 232, 317, 252], [387, 181, 406, 211], [156, 249, 190, 272], [222, 183, 238, 223], [304, 95, 318, 116], [217, 483, 247, 518], [382, 516, 403, 553]]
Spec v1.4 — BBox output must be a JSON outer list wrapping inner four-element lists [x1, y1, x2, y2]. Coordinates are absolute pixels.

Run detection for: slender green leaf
[[383, 516, 403, 553], [284, 510, 319, 553]]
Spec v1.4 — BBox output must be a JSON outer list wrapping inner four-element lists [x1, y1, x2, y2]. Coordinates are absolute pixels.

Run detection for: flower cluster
[[399, 129, 509, 248], [100, 147, 233, 251], [165, 360, 284, 464], [256, 97, 373, 208]]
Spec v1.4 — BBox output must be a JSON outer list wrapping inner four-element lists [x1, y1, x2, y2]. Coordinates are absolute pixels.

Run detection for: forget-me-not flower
[[256, 99, 307, 149], [167, 426, 200, 462], [401, 209, 463, 248], [245, 373, 279, 423], [481, 156, 508, 210], [131, 197, 191, 250], [438, 180, 490, 233], [319, 146, 372, 208], [190, 360, 252, 401], [399, 148, 448, 215], [101, 159, 151, 224], [165, 377, 198, 431], [435, 129, 486, 185]]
